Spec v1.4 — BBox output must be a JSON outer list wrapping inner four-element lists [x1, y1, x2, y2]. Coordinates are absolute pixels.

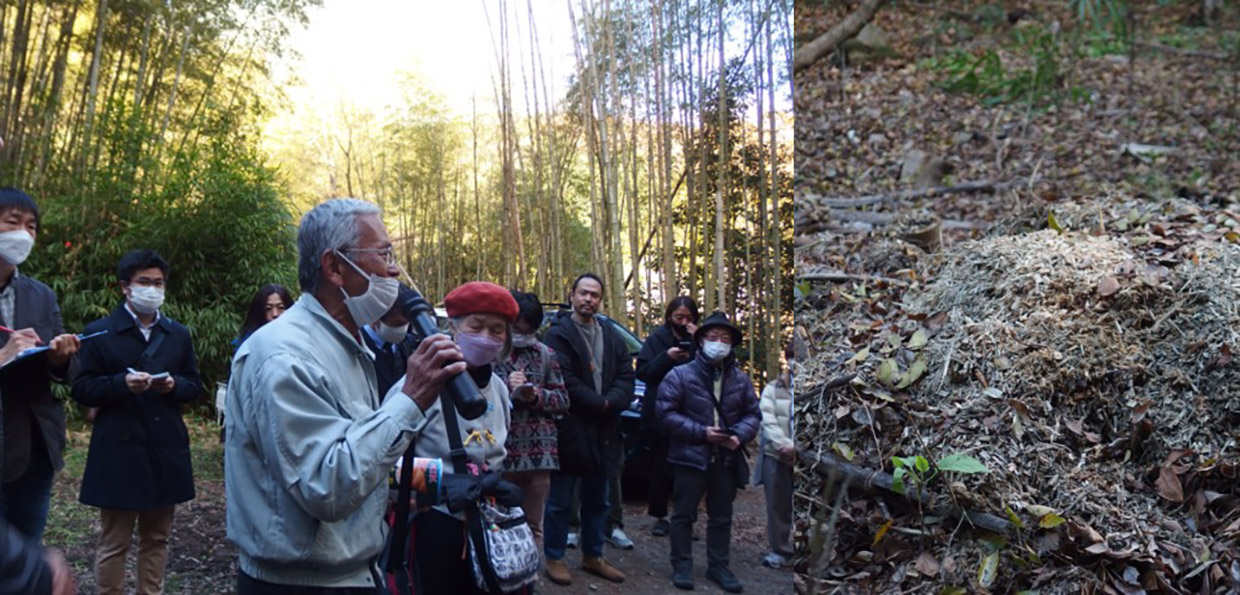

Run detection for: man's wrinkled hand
[[402, 334, 467, 410]]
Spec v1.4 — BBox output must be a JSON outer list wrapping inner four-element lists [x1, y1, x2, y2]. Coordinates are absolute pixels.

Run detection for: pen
[[0, 326, 43, 344]]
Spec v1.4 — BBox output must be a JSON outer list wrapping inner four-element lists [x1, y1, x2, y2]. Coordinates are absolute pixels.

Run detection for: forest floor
[[795, 0, 1240, 593], [47, 417, 793, 594]]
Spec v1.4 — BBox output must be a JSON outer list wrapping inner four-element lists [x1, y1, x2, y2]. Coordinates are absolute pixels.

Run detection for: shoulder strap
[[466, 503, 506, 594], [445, 393, 506, 594], [706, 367, 731, 429], [540, 343, 551, 385], [387, 445, 416, 594], [136, 330, 166, 371], [442, 394, 470, 474]]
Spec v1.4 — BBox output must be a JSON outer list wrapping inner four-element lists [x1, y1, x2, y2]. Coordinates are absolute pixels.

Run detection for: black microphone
[[396, 284, 488, 420]]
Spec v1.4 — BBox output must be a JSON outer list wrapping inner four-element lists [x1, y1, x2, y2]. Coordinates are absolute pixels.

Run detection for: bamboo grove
[[0, 0, 793, 392], [0, 0, 317, 392], [271, 0, 795, 382]]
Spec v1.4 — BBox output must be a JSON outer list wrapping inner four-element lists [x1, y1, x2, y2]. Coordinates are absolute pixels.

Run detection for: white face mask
[[336, 250, 399, 328], [0, 229, 34, 266], [128, 286, 165, 315], [512, 333, 537, 349], [702, 340, 731, 362], [377, 322, 408, 344]]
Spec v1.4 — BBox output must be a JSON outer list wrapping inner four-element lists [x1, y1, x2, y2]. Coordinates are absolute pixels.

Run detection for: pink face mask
[[456, 331, 504, 367]]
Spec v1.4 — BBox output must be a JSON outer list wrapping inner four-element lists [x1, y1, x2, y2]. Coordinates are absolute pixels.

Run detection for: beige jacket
[[760, 373, 793, 457]]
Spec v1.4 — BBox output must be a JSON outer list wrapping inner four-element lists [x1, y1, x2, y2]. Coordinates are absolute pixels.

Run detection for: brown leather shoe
[[582, 556, 625, 583], [546, 558, 572, 585]]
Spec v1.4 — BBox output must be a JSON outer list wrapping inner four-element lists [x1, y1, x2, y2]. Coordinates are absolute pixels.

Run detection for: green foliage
[[929, 24, 1062, 106], [891, 453, 989, 497], [24, 126, 297, 410], [935, 453, 990, 474], [1070, 0, 1128, 37]]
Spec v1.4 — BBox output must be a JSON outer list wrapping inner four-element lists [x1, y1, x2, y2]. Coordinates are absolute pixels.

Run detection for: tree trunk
[[713, 0, 727, 315], [792, 0, 883, 72], [768, 3, 784, 379], [78, 0, 108, 172]]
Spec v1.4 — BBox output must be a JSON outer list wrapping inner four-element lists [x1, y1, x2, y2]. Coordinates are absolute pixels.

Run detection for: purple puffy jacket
[[656, 352, 761, 471]]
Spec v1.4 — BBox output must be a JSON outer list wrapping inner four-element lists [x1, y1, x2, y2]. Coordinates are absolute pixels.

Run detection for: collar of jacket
[[298, 292, 374, 360], [694, 349, 737, 370], [554, 309, 612, 362], [109, 300, 172, 334]]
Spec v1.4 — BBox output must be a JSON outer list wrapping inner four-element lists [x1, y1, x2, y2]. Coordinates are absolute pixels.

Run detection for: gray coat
[[0, 273, 74, 483]]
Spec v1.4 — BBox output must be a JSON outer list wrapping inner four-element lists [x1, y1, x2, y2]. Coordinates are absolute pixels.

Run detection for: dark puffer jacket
[[656, 352, 760, 471], [635, 324, 695, 432]]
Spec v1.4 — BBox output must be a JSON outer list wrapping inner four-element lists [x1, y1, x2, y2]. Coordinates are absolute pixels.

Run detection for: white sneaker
[[762, 553, 789, 569], [606, 527, 635, 550], [566, 531, 579, 548]]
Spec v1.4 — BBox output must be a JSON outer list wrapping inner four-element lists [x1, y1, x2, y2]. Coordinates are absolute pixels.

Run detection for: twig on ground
[[1133, 40, 1228, 61], [799, 179, 1020, 209], [798, 271, 910, 286], [799, 450, 1013, 534]]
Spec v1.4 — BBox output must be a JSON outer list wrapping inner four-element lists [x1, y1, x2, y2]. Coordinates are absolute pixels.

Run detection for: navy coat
[[72, 302, 202, 510], [656, 352, 761, 472], [542, 310, 635, 479]]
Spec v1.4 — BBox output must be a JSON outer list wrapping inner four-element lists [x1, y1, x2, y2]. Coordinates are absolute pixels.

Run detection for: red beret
[[444, 282, 518, 323]]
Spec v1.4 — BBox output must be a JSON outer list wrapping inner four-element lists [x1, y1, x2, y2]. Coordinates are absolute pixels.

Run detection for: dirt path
[[50, 434, 792, 594], [538, 486, 793, 595]]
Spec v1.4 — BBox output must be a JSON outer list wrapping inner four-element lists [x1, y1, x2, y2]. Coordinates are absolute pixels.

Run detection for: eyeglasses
[[131, 277, 166, 288], [342, 247, 398, 267]]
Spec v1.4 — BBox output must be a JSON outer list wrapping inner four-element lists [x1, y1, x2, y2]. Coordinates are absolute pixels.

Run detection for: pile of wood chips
[[796, 197, 1240, 594]]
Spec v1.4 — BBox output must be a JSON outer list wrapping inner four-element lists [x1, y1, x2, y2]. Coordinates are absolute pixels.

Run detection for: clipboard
[[4, 330, 109, 366]]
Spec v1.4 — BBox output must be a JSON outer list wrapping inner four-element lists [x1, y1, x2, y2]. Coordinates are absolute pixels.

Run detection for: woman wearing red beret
[[388, 281, 529, 594]]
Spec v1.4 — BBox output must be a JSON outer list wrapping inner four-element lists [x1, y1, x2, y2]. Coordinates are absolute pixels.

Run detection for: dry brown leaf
[[1156, 467, 1184, 502], [1098, 275, 1121, 297], [1086, 542, 1111, 554], [914, 552, 940, 578]]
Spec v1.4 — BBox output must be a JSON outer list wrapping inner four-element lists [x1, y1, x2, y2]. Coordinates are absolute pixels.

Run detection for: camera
[[677, 338, 693, 352], [396, 284, 488, 420]]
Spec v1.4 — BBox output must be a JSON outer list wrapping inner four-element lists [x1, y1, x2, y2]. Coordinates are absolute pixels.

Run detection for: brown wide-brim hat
[[694, 310, 742, 345], [444, 282, 519, 323]]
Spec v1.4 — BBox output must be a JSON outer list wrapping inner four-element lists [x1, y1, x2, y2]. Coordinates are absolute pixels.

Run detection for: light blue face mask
[[703, 340, 731, 362]]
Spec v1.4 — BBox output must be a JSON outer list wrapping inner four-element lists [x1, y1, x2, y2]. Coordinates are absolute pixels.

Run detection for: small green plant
[[891, 452, 990, 498], [928, 24, 1063, 106]]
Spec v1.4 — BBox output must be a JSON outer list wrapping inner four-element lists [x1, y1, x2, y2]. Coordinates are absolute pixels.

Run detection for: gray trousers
[[763, 456, 794, 557], [670, 462, 737, 571]]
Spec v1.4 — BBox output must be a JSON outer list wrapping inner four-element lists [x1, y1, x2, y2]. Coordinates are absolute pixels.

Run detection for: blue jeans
[[1, 446, 56, 544], [545, 472, 609, 560]]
